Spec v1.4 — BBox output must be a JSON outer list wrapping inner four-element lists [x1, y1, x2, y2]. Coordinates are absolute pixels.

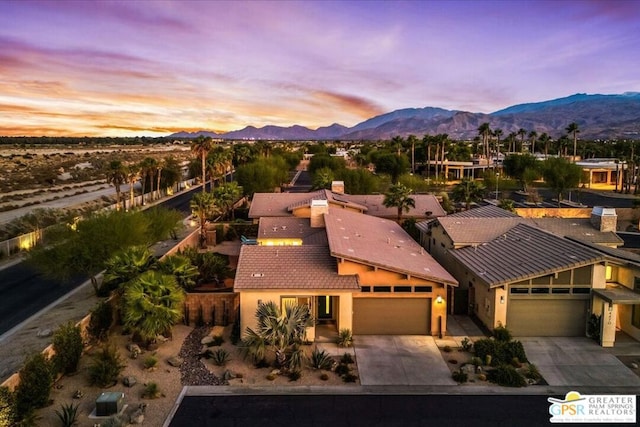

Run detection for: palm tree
[[422, 134, 432, 179], [528, 130, 538, 154], [102, 246, 156, 294], [493, 128, 503, 160], [477, 123, 491, 160], [538, 133, 550, 158], [125, 163, 141, 210], [121, 270, 185, 346], [213, 182, 242, 220], [157, 254, 199, 291], [507, 132, 517, 153], [451, 177, 486, 210], [240, 301, 313, 370], [383, 183, 416, 222], [190, 191, 218, 246], [407, 134, 418, 173], [566, 122, 580, 161], [155, 158, 164, 201], [517, 128, 527, 153], [106, 160, 126, 211], [139, 157, 156, 205], [191, 135, 213, 192]]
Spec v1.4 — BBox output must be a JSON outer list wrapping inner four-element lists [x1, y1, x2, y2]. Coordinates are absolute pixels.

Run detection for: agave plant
[[310, 347, 334, 370], [55, 403, 79, 427]]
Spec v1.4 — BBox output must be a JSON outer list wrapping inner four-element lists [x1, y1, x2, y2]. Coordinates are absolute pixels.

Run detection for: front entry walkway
[[354, 335, 456, 386]]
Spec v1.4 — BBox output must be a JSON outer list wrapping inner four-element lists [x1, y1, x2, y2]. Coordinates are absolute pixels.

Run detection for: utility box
[[95, 392, 124, 417]]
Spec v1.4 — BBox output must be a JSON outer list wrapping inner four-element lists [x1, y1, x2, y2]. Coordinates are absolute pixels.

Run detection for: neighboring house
[[235, 203, 458, 340], [418, 204, 636, 346], [249, 185, 446, 222]]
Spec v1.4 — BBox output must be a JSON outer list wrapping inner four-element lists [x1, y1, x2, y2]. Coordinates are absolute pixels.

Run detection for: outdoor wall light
[[435, 295, 443, 304], [608, 302, 613, 312], [500, 296, 505, 304]]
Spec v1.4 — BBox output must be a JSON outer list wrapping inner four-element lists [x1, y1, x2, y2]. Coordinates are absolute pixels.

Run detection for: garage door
[[353, 298, 431, 335], [507, 299, 588, 336]]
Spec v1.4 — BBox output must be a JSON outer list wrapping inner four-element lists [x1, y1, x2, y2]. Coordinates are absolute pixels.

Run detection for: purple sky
[[1, 0, 639, 137]]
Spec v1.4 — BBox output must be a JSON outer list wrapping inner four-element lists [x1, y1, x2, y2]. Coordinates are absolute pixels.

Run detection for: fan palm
[[106, 160, 126, 211], [191, 136, 213, 191], [566, 122, 580, 161], [103, 246, 156, 293], [383, 183, 416, 222], [452, 178, 486, 210], [157, 254, 199, 291], [122, 270, 185, 345]]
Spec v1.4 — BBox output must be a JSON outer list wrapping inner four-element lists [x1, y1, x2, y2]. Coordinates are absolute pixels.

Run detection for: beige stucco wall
[[239, 290, 353, 342], [591, 263, 607, 289], [609, 263, 640, 342]]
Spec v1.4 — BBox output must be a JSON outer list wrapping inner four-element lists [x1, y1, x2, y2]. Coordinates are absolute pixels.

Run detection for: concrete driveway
[[354, 335, 456, 386], [521, 337, 640, 387]]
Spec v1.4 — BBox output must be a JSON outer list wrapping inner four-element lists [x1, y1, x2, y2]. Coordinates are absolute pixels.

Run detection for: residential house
[[235, 203, 457, 341]]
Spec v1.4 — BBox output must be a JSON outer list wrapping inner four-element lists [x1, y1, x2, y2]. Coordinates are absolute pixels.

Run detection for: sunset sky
[[1, 0, 639, 137]]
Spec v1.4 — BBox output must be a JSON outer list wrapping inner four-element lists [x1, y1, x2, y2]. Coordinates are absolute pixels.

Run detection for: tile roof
[[257, 217, 328, 245], [249, 191, 446, 219], [323, 208, 458, 285], [528, 218, 623, 245], [567, 237, 640, 266], [234, 245, 359, 290], [449, 223, 604, 288]]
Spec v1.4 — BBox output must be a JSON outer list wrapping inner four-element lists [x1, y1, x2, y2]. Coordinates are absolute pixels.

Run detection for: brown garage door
[[507, 298, 588, 336], [353, 298, 431, 335]]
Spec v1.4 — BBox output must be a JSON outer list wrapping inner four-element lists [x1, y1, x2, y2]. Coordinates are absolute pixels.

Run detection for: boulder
[[167, 356, 183, 367], [123, 376, 137, 387], [36, 328, 53, 338], [201, 336, 214, 346], [130, 409, 145, 424], [631, 362, 639, 369], [156, 335, 169, 343]]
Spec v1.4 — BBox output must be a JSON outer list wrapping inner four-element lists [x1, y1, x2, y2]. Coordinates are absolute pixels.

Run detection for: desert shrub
[[0, 386, 17, 426], [142, 382, 162, 399], [288, 370, 302, 381], [342, 373, 358, 383], [443, 345, 452, 353], [143, 355, 158, 370], [288, 345, 305, 372], [310, 347, 334, 370], [334, 363, 350, 376], [88, 342, 125, 387], [340, 353, 354, 365], [474, 338, 527, 366], [500, 341, 528, 364], [452, 369, 468, 383], [473, 338, 495, 361], [211, 349, 230, 366], [336, 328, 353, 348], [470, 357, 483, 367], [52, 322, 84, 375], [88, 300, 113, 342], [320, 373, 329, 381], [15, 353, 53, 419], [525, 363, 542, 381], [255, 359, 270, 369], [489, 364, 527, 387], [266, 373, 276, 381], [511, 357, 522, 368], [461, 337, 473, 352], [493, 325, 512, 342], [55, 402, 79, 427]]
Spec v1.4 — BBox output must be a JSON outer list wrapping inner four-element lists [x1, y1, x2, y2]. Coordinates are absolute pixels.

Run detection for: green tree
[[541, 157, 583, 207], [312, 167, 335, 190], [213, 181, 242, 220], [51, 322, 83, 375], [383, 183, 416, 222], [451, 178, 486, 210], [374, 153, 409, 183], [191, 135, 213, 191], [190, 191, 218, 245], [240, 301, 313, 370], [566, 122, 580, 161], [235, 157, 289, 195], [503, 154, 539, 192], [15, 353, 53, 419], [102, 246, 156, 294], [121, 270, 185, 345], [105, 160, 126, 211], [336, 168, 378, 194]]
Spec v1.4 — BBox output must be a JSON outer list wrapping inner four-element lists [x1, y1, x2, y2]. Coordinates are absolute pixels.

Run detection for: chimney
[[331, 180, 345, 194], [310, 199, 329, 228], [590, 206, 617, 232]]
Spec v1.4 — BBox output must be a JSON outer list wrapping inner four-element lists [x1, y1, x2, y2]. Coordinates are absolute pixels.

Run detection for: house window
[[510, 287, 529, 294], [531, 287, 549, 294], [373, 286, 391, 293], [415, 286, 433, 293], [394, 286, 412, 293], [551, 288, 571, 294], [572, 287, 591, 294], [281, 296, 311, 314], [361, 286, 371, 293]]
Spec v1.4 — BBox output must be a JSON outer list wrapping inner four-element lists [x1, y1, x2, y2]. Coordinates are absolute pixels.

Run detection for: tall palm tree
[[240, 301, 313, 370], [155, 158, 164, 201], [191, 135, 213, 192], [477, 123, 491, 160], [507, 132, 517, 153], [517, 128, 527, 153], [493, 128, 503, 159], [528, 130, 538, 154], [139, 157, 156, 205], [538, 133, 550, 158], [451, 177, 486, 210], [125, 163, 141, 210], [121, 270, 185, 346], [190, 191, 218, 246], [407, 134, 418, 173], [214, 182, 242, 220], [422, 134, 432, 179], [102, 246, 156, 294], [383, 183, 416, 222], [566, 122, 580, 161], [106, 160, 126, 211]]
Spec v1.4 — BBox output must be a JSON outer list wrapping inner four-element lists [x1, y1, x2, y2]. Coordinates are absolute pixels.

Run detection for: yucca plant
[[336, 328, 353, 348], [55, 403, 79, 427], [211, 349, 230, 366], [142, 382, 162, 399], [143, 355, 158, 370], [310, 347, 334, 370]]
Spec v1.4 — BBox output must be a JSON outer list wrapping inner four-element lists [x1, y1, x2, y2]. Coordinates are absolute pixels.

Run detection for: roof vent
[[251, 273, 264, 278]]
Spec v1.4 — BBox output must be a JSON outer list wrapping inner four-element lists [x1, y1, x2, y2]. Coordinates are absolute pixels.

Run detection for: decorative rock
[[167, 356, 183, 367], [129, 409, 145, 424], [631, 362, 639, 369], [147, 342, 159, 351], [476, 366, 482, 374], [269, 369, 281, 376], [157, 335, 169, 343], [123, 376, 137, 387], [73, 389, 84, 399], [127, 344, 142, 359], [36, 328, 53, 338], [222, 370, 236, 381], [201, 336, 214, 346]]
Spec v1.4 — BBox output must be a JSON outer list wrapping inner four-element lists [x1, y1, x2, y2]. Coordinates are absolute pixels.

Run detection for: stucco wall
[[184, 292, 238, 327]]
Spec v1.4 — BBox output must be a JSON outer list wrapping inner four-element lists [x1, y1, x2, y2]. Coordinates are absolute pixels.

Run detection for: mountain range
[[170, 92, 640, 141]]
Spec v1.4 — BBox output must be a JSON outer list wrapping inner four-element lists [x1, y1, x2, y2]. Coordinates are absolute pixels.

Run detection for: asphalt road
[[508, 188, 635, 208], [169, 394, 558, 426], [0, 185, 201, 336]]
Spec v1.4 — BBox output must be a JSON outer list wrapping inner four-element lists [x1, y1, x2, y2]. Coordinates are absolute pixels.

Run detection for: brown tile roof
[[448, 205, 519, 218], [257, 217, 328, 245], [324, 208, 458, 286], [249, 191, 446, 219], [449, 223, 604, 288], [234, 245, 359, 290], [437, 216, 622, 246]]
